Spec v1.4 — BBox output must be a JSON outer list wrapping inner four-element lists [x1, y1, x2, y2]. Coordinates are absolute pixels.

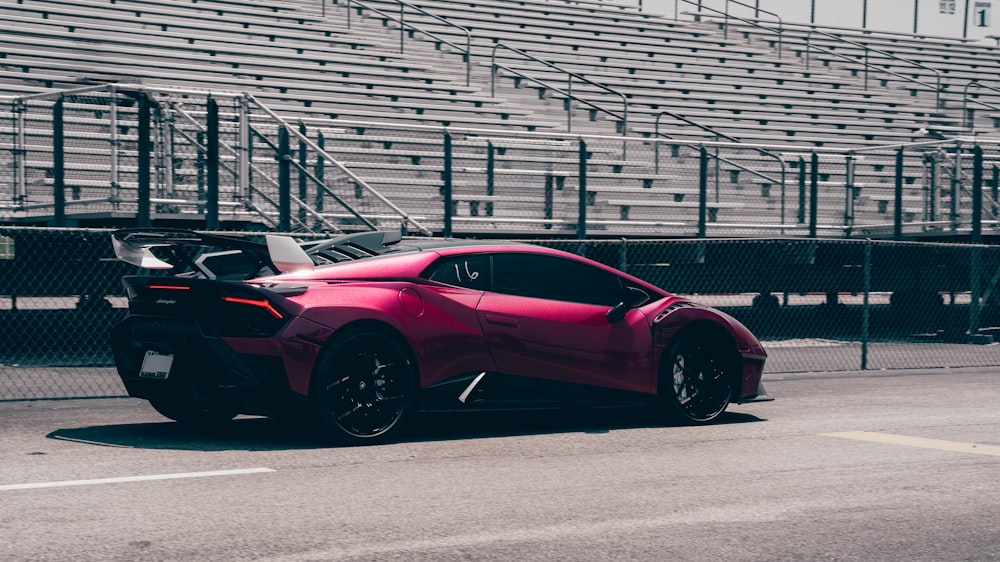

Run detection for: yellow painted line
[[823, 431, 1000, 457]]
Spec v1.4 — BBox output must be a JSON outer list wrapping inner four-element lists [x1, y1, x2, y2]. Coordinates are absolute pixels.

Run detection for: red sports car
[[110, 229, 769, 444]]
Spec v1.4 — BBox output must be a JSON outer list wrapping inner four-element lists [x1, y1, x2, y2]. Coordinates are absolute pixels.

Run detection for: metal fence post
[[894, 147, 904, 240], [14, 100, 26, 206], [810, 151, 819, 238], [698, 146, 708, 238], [861, 240, 872, 370], [137, 92, 151, 228], [844, 152, 856, 232], [578, 138, 588, 240], [278, 126, 291, 232], [972, 144, 983, 244], [109, 85, 120, 205], [315, 130, 325, 216], [238, 96, 250, 202], [951, 141, 962, 232], [970, 245, 982, 338], [798, 156, 806, 224], [969, 145, 985, 338], [544, 173, 554, 230], [52, 96, 65, 227], [206, 97, 220, 230], [924, 150, 938, 222], [196, 132, 205, 209], [443, 131, 452, 238], [298, 122, 308, 227], [992, 164, 999, 220], [486, 141, 495, 217]]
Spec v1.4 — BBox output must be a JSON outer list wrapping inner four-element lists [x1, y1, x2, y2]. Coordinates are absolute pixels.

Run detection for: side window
[[492, 253, 622, 306], [425, 255, 491, 291]]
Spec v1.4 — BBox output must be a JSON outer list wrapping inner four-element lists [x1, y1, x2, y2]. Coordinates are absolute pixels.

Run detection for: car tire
[[148, 384, 237, 427], [309, 327, 417, 445], [658, 329, 736, 425]]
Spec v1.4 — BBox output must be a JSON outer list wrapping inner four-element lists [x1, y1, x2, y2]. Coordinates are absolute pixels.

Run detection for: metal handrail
[[345, 0, 471, 86], [490, 42, 628, 136], [245, 93, 433, 236], [678, 0, 783, 58], [654, 110, 787, 224], [961, 80, 1000, 130], [804, 29, 942, 108]]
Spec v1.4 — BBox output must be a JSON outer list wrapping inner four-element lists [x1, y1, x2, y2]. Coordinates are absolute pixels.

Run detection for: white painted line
[[0, 467, 276, 492], [823, 431, 1000, 457]]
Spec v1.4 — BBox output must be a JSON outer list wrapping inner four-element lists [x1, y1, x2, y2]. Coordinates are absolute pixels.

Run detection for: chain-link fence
[[2, 227, 998, 400]]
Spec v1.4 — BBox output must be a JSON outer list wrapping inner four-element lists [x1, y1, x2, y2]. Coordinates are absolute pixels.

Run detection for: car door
[[476, 252, 653, 394], [416, 253, 497, 385]]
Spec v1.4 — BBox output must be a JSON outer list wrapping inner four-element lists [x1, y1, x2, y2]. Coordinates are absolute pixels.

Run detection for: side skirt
[[418, 372, 654, 412]]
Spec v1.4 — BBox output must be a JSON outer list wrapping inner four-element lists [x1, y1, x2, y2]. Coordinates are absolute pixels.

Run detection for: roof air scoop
[[265, 235, 315, 273]]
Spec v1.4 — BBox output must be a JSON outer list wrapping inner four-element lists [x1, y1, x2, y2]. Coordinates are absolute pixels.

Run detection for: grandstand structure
[[1, 0, 999, 238]]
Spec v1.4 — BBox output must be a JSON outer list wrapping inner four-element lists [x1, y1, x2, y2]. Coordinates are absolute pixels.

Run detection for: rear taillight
[[221, 296, 285, 319]]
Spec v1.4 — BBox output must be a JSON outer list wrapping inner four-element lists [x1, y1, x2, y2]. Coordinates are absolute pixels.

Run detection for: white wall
[[645, 0, 998, 41]]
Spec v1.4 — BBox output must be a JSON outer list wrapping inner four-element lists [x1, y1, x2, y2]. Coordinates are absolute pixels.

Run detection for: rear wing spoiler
[[111, 229, 314, 277], [111, 229, 404, 279]]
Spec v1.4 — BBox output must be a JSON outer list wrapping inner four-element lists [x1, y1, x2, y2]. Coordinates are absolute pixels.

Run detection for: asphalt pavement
[[1, 366, 998, 560]]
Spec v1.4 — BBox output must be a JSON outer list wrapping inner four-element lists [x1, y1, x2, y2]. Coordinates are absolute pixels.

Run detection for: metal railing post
[[894, 147, 904, 240], [844, 152, 856, 231], [315, 130, 325, 217], [14, 100, 26, 206], [567, 76, 573, 132], [109, 85, 120, 205], [137, 92, 151, 228], [810, 151, 819, 238], [798, 156, 806, 224], [951, 142, 962, 232], [197, 131, 205, 206], [578, 138, 588, 240], [238, 96, 250, 202], [698, 145, 708, 238], [278, 126, 291, 232], [298, 122, 308, 228], [206, 97, 220, 230], [486, 141, 495, 216], [53, 96, 65, 227], [443, 130, 452, 237], [399, 2, 405, 53], [972, 144, 983, 244], [723, 0, 730, 39], [992, 164, 999, 220]]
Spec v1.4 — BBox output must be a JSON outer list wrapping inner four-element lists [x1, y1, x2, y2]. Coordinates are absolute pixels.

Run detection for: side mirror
[[606, 301, 629, 323], [606, 287, 651, 323]]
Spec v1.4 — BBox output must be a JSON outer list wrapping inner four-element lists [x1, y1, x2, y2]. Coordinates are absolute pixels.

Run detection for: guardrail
[[344, 0, 472, 86], [961, 80, 1000, 130], [677, 0, 784, 58], [654, 110, 787, 227], [803, 28, 943, 108], [489, 42, 628, 136]]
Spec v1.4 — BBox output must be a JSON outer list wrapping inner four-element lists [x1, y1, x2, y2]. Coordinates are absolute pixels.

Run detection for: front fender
[[651, 300, 767, 400]]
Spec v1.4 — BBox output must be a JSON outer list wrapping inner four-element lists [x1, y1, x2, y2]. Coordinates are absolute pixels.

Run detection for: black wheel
[[659, 331, 736, 425], [309, 328, 417, 444], [148, 384, 237, 427]]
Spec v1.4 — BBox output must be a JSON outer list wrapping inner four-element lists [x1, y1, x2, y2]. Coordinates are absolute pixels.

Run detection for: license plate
[[139, 350, 174, 380]]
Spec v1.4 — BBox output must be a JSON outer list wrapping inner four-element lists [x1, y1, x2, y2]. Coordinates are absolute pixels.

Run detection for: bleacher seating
[[0, 0, 997, 236]]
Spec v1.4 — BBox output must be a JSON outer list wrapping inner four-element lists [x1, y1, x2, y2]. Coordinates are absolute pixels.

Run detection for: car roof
[[270, 238, 667, 298]]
